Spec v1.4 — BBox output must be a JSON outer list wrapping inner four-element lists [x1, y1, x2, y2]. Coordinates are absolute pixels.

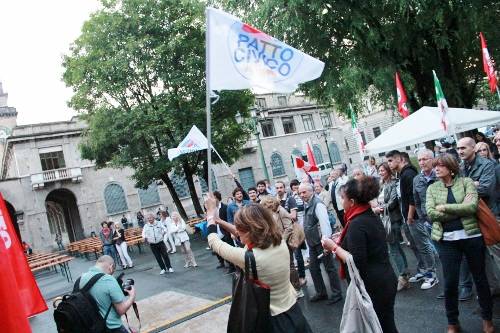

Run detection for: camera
[[122, 278, 134, 291]]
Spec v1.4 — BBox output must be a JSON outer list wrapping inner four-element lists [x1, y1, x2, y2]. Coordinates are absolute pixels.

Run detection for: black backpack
[[54, 273, 113, 333]]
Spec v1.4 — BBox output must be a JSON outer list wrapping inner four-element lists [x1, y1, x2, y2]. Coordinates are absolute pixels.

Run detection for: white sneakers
[[421, 277, 439, 290], [168, 268, 174, 273], [160, 269, 166, 275]]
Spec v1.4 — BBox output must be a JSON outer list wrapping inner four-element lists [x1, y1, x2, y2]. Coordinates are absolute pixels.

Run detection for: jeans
[[103, 244, 118, 263], [294, 245, 306, 279], [308, 243, 342, 298], [149, 241, 172, 270], [388, 223, 408, 277], [402, 222, 424, 272], [436, 236, 492, 325], [408, 220, 436, 274], [328, 212, 337, 232]]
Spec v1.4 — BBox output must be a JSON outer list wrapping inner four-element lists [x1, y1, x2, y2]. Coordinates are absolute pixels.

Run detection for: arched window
[[329, 142, 342, 163], [171, 172, 189, 198], [138, 183, 161, 207], [270, 152, 286, 177], [104, 183, 128, 215], [313, 144, 324, 164]]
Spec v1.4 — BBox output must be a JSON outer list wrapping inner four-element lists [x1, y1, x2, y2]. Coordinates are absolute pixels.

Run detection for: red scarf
[[101, 227, 111, 239], [336, 203, 371, 279]]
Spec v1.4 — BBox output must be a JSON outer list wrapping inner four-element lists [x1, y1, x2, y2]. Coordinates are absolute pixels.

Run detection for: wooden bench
[[187, 217, 204, 227], [30, 253, 74, 282]]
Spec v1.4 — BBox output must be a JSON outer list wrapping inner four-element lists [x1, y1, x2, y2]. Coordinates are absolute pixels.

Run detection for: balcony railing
[[31, 167, 82, 190]]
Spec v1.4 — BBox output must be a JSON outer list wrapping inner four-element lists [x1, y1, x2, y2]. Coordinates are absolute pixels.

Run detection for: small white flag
[[207, 7, 325, 93], [168, 125, 210, 161]]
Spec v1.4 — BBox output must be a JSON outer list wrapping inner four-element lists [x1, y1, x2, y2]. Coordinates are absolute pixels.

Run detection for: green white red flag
[[432, 70, 450, 132], [350, 104, 365, 158], [480, 32, 498, 93]]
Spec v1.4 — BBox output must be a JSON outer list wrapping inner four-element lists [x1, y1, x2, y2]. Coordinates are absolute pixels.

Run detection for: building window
[[373, 126, 381, 138], [320, 113, 332, 128], [406, 146, 411, 150], [291, 148, 303, 167], [171, 173, 189, 198], [328, 142, 342, 163], [260, 119, 275, 137], [40, 151, 66, 171], [360, 131, 367, 144], [270, 152, 286, 177], [138, 183, 161, 208], [256, 98, 267, 108], [302, 114, 315, 131], [312, 144, 324, 164], [104, 183, 128, 215], [344, 138, 350, 151], [378, 152, 386, 157], [282, 116, 296, 134], [277, 95, 287, 106], [238, 167, 255, 191], [199, 170, 217, 192]]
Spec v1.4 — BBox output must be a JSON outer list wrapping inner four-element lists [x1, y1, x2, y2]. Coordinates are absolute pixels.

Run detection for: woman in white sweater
[[170, 211, 197, 268], [205, 195, 312, 333]]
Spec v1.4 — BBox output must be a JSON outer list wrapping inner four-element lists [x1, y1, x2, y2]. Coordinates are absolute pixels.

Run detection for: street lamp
[[317, 129, 334, 167], [236, 107, 270, 180]]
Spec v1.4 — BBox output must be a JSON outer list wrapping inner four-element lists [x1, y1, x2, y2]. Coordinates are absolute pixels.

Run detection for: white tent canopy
[[364, 106, 500, 155]]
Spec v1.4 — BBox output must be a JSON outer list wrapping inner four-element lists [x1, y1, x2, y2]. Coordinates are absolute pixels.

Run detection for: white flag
[[207, 7, 325, 93], [168, 125, 210, 161]]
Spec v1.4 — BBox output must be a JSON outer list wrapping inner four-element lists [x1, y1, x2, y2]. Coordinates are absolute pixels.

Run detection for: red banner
[[0, 192, 47, 332]]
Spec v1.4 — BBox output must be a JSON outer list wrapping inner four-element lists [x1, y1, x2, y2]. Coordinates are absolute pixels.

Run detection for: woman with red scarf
[[322, 177, 398, 333]]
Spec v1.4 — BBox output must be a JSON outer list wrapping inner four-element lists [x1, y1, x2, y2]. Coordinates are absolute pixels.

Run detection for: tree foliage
[[222, 0, 499, 114], [63, 0, 253, 218]]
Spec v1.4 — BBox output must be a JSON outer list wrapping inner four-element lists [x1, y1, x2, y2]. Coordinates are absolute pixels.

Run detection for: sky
[[0, 0, 101, 125]]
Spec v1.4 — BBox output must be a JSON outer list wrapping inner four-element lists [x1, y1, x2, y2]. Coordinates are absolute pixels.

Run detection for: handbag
[[227, 249, 273, 333], [381, 206, 392, 239], [340, 253, 383, 333], [476, 198, 500, 246], [287, 222, 306, 250]]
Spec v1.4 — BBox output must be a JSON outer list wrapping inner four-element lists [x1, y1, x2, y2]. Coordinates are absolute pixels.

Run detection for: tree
[[63, 0, 253, 218], [223, 0, 499, 115]]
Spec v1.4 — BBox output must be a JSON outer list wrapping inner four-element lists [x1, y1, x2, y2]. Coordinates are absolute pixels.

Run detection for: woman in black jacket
[[323, 177, 398, 333], [377, 162, 409, 291]]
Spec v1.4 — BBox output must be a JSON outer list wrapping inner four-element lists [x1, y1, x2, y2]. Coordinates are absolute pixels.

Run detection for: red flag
[[305, 142, 317, 167], [295, 157, 319, 172], [480, 32, 498, 93], [395, 72, 410, 118], [0, 193, 47, 325]]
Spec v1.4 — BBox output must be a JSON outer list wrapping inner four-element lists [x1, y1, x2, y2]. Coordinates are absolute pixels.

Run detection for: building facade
[[0, 83, 412, 251]]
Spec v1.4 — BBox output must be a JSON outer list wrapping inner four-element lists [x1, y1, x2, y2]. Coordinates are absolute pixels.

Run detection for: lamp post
[[318, 129, 334, 166], [236, 107, 270, 180]]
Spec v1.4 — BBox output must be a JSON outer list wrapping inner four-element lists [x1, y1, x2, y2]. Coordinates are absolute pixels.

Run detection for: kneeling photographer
[[71, 255, 136, 332]]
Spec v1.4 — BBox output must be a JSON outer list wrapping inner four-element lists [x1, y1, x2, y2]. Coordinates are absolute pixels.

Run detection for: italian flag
[[433, 70, 450, 132], [480, 32, 498, 93], [350, 104, 365, 158]]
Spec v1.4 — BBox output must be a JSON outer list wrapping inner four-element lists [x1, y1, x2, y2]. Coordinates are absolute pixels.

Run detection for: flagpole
[[206, 8, 213, 193], [496, 86, 500, 103], [213, 147, 234, 177]]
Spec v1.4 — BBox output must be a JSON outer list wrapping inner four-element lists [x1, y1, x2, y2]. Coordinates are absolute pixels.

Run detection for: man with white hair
[[78, 255, 136, 332], [142, 213, 174, 274], [411, 149, 439, 289], [299, 183, 342, 304]]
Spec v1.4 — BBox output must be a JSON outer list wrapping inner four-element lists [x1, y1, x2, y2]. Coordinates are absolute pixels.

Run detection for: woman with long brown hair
[[205, 195, 311, 333]]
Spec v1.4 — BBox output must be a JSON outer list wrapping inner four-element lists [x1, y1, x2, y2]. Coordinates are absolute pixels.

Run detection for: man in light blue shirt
[[79, 255, 136, 332]]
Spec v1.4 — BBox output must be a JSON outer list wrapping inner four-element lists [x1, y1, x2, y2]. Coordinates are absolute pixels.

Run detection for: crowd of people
[[78, 131, 500, 333]]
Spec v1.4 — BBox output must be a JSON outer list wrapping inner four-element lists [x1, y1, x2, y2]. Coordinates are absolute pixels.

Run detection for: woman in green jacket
[[426, 154, 493, 333]]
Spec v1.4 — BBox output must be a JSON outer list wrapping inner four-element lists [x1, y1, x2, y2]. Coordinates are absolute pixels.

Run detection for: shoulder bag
[[340, 254, 383, 333], [227, 249, 272, 333]]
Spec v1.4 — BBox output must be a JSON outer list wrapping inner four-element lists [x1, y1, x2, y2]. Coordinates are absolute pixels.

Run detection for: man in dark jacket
[[386, 150, 424, 281], [458, 137, 500, 299], [412, 149, 439, 289]]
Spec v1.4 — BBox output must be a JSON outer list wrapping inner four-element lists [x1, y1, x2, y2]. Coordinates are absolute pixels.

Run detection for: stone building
[[0, 83, 411, 250], [0, 84, 203, 251]]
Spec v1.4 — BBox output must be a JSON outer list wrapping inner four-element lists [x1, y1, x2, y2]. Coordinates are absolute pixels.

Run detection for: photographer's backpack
[[54, 273, 112, 333]]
